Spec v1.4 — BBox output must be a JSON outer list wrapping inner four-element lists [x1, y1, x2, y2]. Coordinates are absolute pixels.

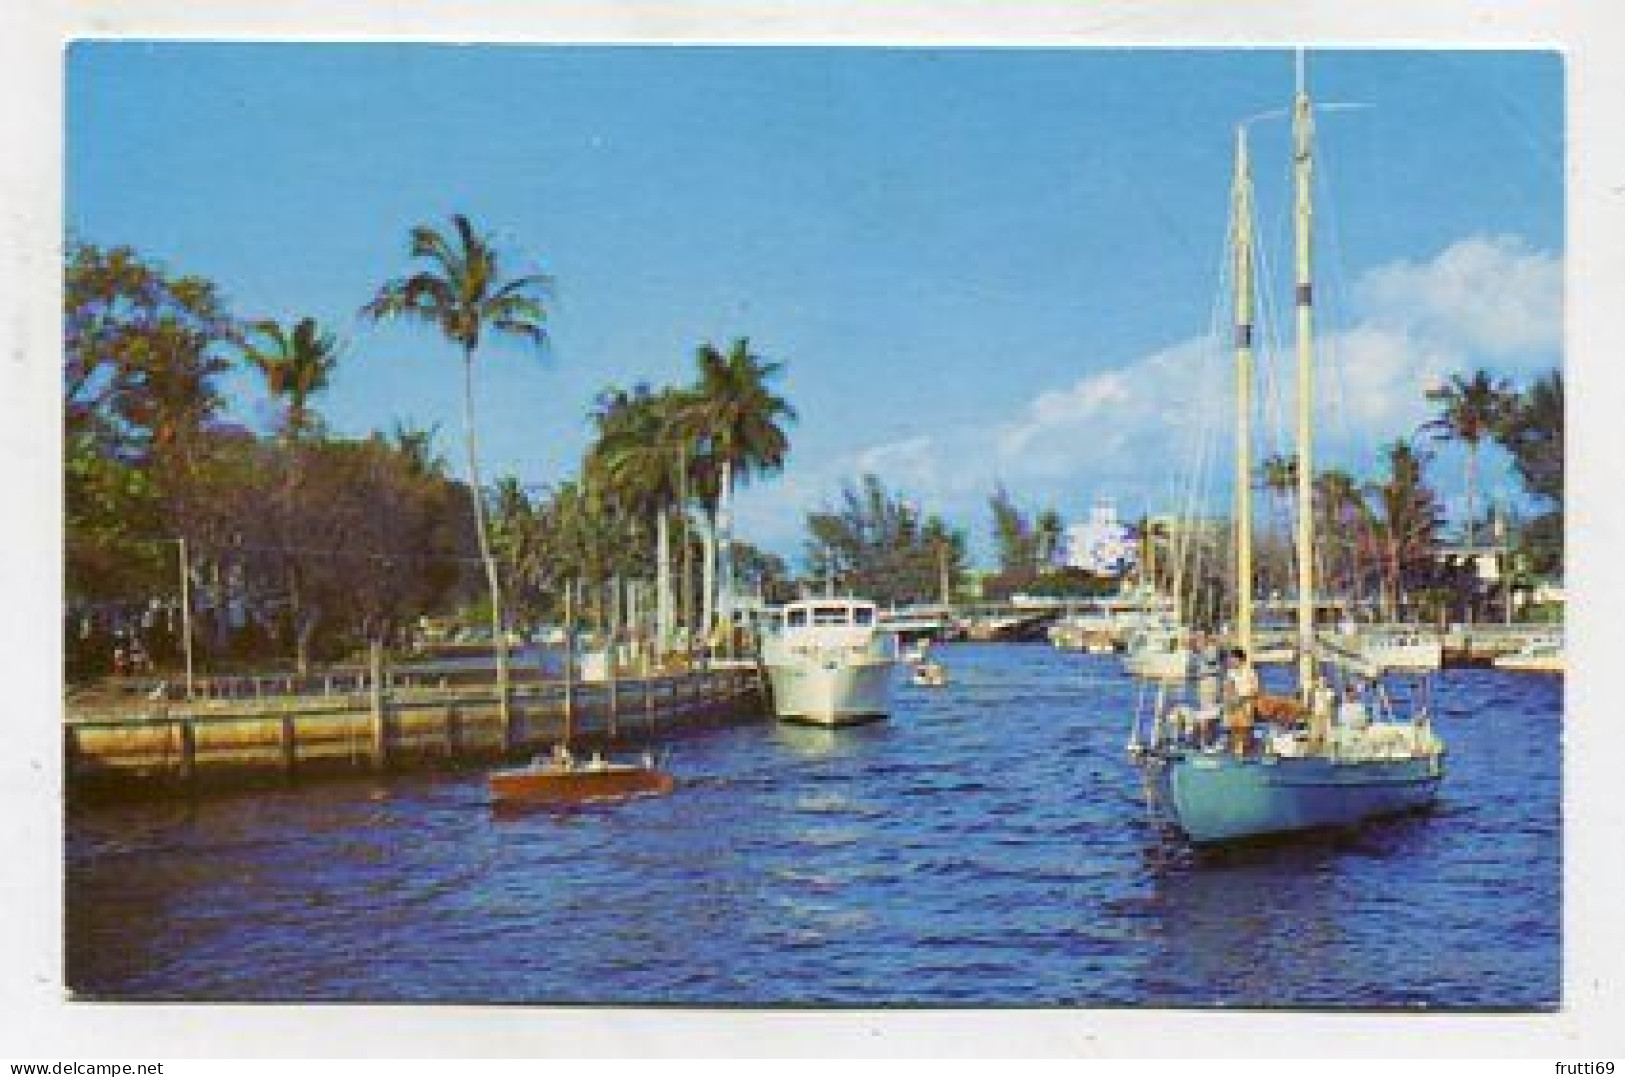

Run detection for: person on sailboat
[[1338, 682, 1370, 731], [1191, 631, 1224, 747], [1224, 647, 1260, 756]]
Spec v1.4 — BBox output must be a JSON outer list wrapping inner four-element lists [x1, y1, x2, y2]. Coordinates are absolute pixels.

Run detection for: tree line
[[65, 219, 796, 685]]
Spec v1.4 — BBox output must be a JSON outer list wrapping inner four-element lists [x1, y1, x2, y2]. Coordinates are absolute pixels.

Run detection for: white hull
[[1493, 650, 1564, 673], [766, 657, 894, 725], [1330, 630, 1442, 670], [1124, 648, 1191, 680]]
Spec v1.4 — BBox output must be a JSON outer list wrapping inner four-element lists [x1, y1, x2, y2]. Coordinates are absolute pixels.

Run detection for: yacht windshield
[[786, 608, 809, 628], [813, 606, 850, 626]]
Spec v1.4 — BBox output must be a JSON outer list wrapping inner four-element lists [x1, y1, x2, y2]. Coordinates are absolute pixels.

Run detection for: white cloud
[[739, 234, 1561, 561], [1354, 234, 1561, 360], [852, 434, 940, 491], [985, 233, 1561, 497]]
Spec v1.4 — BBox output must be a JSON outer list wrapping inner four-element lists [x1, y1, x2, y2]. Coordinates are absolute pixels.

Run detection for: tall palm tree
[[1312, 468, 1372, 608], [589, 385, 690, 656], [241, 317, 341, 439], [1256, 453, 1298, 598], [1497, 368, 1563, 509], [238, 316, 342, 673], [1367, 440, 1445, 621], [362, 214, 550, 740], [672, 338, 796, 642], [1423, 370, 1514, 548]]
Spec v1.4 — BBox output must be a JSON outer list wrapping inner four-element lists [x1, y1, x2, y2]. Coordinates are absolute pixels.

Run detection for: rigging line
[[1168, 206, 1238, 625], [1315, 129, 1384, 615]]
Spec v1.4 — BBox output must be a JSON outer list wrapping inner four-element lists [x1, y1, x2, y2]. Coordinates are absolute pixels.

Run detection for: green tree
[[1367, 440, 1445, 619], [362, 214, 551, 737], [1423, 370, 1514, 548], [588, 384, 692, 650], [1496, 368, 1562, 507], [989, 484, 1033, 575], [673, 339, 796, 638], [805, 475, 966, 606], [240, 317, 342, 439]]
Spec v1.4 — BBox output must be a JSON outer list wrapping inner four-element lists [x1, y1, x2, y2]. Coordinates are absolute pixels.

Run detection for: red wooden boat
[[489, 749, 674, 805]]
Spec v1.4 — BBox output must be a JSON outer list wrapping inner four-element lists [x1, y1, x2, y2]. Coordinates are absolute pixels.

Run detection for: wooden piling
[[369, 639, 388, 771], [562, 582, 576, 750], [176, 718, 195, 783], [280, 713, 297, 776]]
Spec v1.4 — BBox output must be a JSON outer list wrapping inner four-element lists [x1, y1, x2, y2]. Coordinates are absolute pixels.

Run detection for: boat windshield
[[813, 606, 851, 626], [854, 607, 875, 627], [786, 608, 809, 628]]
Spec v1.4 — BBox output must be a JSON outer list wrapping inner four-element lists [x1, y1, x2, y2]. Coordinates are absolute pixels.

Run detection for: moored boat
[[1493, 631, 1564, 673], [762, 597, 895, 725]]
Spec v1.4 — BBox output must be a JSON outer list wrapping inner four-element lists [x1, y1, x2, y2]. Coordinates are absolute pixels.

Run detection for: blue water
[[64, 644, 1560, 1007]]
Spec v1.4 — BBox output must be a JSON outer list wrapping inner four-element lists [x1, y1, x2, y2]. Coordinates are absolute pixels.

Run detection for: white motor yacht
[[761, 598, 896, 725]]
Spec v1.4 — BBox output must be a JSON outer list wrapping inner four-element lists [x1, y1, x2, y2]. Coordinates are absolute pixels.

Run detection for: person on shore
[[1224, 646, 1259, 756]]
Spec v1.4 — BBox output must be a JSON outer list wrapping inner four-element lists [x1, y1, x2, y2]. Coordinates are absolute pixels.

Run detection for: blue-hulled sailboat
[[1128, 56, 1446, 845]]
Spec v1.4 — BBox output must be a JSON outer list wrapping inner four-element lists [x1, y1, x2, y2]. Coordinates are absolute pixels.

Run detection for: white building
[[1060, 498, 1138, 577]]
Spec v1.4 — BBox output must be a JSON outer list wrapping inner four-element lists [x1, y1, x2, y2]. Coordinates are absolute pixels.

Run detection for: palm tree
[[362, 214, 550, 741], [672, 338, 796, 643], [1312, 468, 1372, 608], [1256, 453, 1298, 598], [1367, 440, 1445, 621], [388, 419, 446, 479], [241, 317, 341, 440], [1497, 368, 1563, 509], [238, 316, 342, 673], [1423, 370, 1514, 548], [589, 386, 690, 657]]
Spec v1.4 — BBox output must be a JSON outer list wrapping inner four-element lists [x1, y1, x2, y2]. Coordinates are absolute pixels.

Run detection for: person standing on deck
[[1192, 631, 1223, 747], [1224, 646, 1259, 756]]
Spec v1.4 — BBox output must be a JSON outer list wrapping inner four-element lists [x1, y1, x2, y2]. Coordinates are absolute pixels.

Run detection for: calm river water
[[65, 643, 1561, 1007]]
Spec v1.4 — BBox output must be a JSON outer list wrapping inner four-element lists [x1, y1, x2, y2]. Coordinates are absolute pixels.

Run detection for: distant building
[[1060, 498, 1137, 578]]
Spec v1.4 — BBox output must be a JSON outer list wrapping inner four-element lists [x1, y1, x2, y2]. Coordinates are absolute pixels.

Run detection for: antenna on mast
[[1296, 46, 1306, 95]]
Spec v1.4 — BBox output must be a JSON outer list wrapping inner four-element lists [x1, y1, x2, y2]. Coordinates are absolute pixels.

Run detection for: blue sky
[[67, 45, 1562, 563]]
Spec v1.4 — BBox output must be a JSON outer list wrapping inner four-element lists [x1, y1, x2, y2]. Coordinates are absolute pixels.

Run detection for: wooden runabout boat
[[489, 748, 674, 805], [487, 586, 674, 807]]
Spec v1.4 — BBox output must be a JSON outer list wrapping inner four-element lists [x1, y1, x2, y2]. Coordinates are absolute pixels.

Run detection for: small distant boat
[[1334, 625, 1443, 670], [1122, 623, 1191, 680], [911, 660, 948, 687], [762, 597, 895, 726], [489, 748, 675, 805], [1493, 631, 1564, 673]]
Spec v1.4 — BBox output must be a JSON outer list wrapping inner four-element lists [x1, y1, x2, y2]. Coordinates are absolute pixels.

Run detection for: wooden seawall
[[66, 666, 764, 796]]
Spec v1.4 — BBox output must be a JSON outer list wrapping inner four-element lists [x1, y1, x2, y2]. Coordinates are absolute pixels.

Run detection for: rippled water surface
[[65, 644, 1561, 1006]]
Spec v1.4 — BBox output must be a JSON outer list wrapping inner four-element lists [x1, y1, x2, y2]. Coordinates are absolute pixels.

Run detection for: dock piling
[[369, 640, 388, 771]]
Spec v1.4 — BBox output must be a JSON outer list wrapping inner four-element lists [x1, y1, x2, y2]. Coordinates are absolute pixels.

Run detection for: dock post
[[607, 578, 620, 739], [369, 639, 388, 771], [280, 713, 297, 777], [562, 581, 576, 748], [176, 718, 196, 784]]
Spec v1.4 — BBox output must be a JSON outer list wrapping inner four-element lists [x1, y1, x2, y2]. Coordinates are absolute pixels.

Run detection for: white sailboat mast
[[1292, 53, 1318, 701], [1233, 124, 1256, 657]]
